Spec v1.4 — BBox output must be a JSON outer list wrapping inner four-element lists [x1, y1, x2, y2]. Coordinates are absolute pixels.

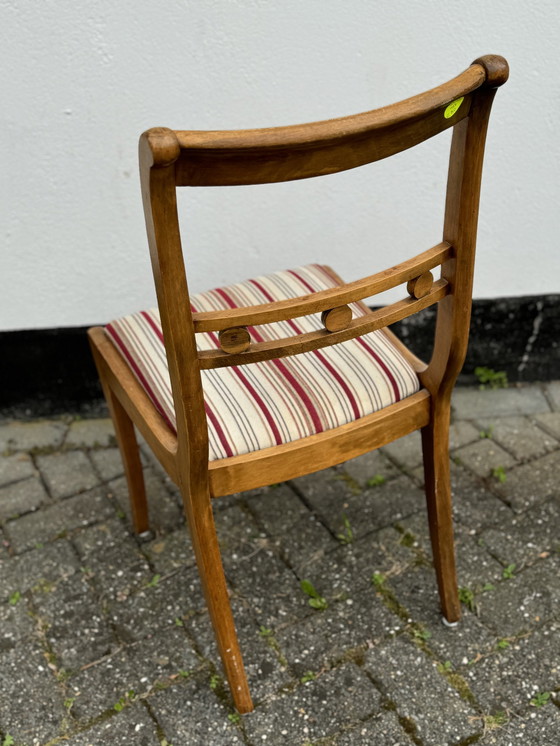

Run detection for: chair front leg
[[421, 399, 460, 623]]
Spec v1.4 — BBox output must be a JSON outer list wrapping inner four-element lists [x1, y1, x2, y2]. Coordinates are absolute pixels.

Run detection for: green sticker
[[444, 97, 464, 119]]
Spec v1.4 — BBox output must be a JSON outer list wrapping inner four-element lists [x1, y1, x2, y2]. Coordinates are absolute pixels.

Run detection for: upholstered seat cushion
[[106, 264, 420, 461]]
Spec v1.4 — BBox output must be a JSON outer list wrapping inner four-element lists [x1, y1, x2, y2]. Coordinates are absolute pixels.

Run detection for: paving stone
[[67, 647, 140, 721], [380, 431, 423, 469], [481, 705, 560, 745], [0, 540, 80, 600], [373, 560, 496, 665], [34, 575, 117, 670], [72, 516, 135, 557], [214, 499, 264, 555], [187, 598, 292, 702], [224, 545, 309, 628], [65, 418, 116, 448], [64, 702, 161, 745], [278, 589, 398, 675], [479, 498, 560, 568], [0, 419, 67, 452], [67, 627, 198, 722], [397, 513, 505, 588], [453, 439, 517, 479], [334, 711, 416, 745], [246, 483, 338, 573], [449, 420, 483, 450], [72, 518, 151, 599], [341, 449, 402, 488], [89, 446, 125, 480], [364, 636, 481, 744], [0, 642, 66, 744], [36, 449, 99, 499], [0, 599, 35, 653], [108, 468, 183, 534], [499, 450, 560, 513], [244, 664, 381, 745], [0, 529, 9, 558], [449, 465, 514, 529], [477, 557, 560, 637], [143, 528, 195, 574], [544, 380, 560, 411], [150, 673, 244, 745], [127, 626, 201, 688], [476, 416, 558, 461], [384, 421, 481, 467], [533, 411, 560, 440], [108, 569, 205, 643], [452, 386, 551, 419], [90, 544, 152, 600], [304, 531, 415, 601], [0, 451, 36, 485], [0, 476, 48, 520], [5, 487, 115, 552], [465, 620, 560, 713], [295, 469, 423, 542]]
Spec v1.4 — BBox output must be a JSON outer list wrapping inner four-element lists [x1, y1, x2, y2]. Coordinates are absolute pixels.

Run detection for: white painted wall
[[2, 0, 559, 331]]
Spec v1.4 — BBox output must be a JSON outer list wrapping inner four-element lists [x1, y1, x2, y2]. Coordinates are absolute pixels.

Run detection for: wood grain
[[321, 305, 353, 332], [219, 327, 251, 354]]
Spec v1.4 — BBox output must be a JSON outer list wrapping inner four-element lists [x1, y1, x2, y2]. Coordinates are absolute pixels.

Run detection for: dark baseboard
[[1, 294, 558, 419]]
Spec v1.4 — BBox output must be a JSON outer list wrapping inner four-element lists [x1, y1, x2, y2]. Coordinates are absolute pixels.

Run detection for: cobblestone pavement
[[1, 382, 559, 745]]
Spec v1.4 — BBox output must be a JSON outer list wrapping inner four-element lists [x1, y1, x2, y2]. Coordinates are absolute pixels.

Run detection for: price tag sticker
[[444, 97, 464, 119]]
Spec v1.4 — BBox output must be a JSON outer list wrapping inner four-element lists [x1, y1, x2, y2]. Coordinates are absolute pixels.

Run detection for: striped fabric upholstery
[[106, 264, 420, 461]]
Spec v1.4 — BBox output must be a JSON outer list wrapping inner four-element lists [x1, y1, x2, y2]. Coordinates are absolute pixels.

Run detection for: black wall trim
[[1, 294, 559, 419]]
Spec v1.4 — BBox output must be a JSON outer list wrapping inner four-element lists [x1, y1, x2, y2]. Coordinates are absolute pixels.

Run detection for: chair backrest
[[138, 55, 508, 460]]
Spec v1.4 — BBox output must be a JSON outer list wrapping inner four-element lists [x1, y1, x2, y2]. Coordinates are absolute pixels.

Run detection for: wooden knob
[[219, 327, 251, 354], [321, 305, 352, 332], [407, 271, 433, 299]]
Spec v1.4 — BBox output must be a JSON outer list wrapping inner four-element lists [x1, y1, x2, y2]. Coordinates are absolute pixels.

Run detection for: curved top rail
[[176, 66, 484, 154], [148, 55, 507, 185]]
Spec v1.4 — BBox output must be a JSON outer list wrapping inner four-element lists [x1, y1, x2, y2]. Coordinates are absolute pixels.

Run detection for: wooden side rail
[[198, 279, 449, 369], [193, 241, 452, 333]]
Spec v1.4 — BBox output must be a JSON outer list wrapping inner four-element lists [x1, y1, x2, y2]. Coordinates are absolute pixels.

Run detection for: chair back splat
[[89, 55, 508, 713]]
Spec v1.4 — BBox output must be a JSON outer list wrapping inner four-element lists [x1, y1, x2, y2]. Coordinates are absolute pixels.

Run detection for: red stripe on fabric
[[286, 268, 317, 294], [247, 279, 323, 433], [203, 401, 235, 458], [140, 310, 165, 343], [191, 297, 283, 449], [288, 268, 399, 402], [105, 324, 177, 433], [274, 271, 362, 421], [207, 328, 283, 448], [214, 287, 238, 309], [356, 336, 400, 402]]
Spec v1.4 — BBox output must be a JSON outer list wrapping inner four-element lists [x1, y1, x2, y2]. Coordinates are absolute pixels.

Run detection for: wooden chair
[[88, 55, 508, 713]]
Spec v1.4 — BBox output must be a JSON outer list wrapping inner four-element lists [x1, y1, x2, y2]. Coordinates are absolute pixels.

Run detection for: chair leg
[[103, 383, 150, 535], [421, 400, 461, 623], [181, 481, 253, 713]]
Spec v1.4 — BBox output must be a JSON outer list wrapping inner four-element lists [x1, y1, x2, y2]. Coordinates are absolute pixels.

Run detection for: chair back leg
[[421, 399, 460, 623], [180, 478, 254, 713]]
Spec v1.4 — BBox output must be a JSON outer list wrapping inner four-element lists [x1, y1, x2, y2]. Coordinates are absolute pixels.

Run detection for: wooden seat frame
[[89, 55, 508, 713]]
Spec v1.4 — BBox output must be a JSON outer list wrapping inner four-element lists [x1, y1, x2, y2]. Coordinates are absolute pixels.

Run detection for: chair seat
[[106, 264, 420, 461]]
